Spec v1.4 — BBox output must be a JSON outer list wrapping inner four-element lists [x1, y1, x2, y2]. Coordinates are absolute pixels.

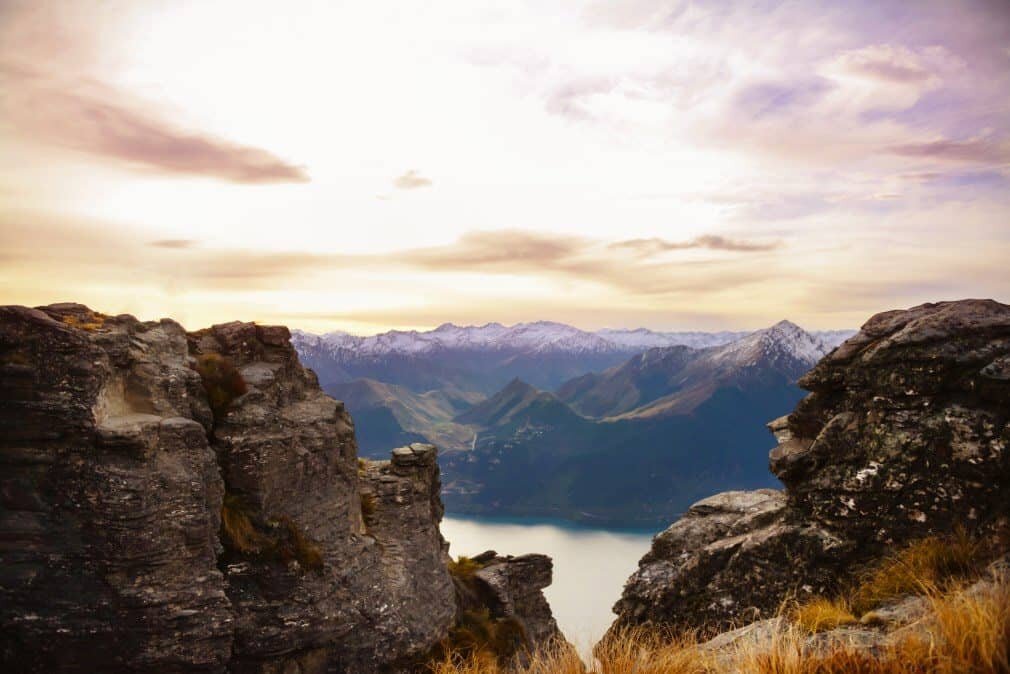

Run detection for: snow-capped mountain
[[293, 321, 854, 358], [707, 320, 829, 370], [595, 328, 749, 350], [445, 320, 840, 524], [558, 320, 832, 420], [292, 319, 855, 396], [294, 321, 622, 358]]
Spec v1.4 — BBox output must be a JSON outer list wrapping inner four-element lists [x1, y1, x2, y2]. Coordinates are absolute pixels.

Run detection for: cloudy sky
[[1, 0, 1008, 334]]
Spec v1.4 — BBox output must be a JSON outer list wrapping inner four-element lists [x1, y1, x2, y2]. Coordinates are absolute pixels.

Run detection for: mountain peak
[[769, 319, 802, 332], [713, 320, 827, 369]]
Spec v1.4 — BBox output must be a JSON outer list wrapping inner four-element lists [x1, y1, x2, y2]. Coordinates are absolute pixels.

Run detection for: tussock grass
[[923, 573, 1010, 674], [220, 494, 324, 573], [593, 626, 710, 674], [194, 352, 248, 420], [850, 529, 984, 614], [427, 609, 530, 670], [791, 597, 858, 633], [427, 532, 1007, 674]]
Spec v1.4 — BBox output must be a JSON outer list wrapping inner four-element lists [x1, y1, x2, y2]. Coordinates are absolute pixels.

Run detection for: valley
[[294, 319, 855, 525]]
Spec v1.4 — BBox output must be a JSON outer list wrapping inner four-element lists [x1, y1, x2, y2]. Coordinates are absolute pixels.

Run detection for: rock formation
[[451, 550, 563, 654], [0, 303, 562, 672], [614, 300, 1010, 633]]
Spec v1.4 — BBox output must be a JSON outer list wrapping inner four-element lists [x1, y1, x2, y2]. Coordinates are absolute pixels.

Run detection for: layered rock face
[[614, 300, 1010, 633], [0, 304, 560, 672], [452, 551, 563, 653], [190, 322, 457, 672], [0, 304, 232, 671]]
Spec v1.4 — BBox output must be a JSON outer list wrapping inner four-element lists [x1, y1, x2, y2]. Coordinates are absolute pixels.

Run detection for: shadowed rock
[[0, 304, 566, 673]]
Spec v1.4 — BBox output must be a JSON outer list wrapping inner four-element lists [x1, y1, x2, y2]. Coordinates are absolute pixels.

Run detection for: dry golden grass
[[850, 530, 984, 614], [272, 516, 325, 572], [60, 311, 107, 331], [426, 609, 530, 670], [221, 493, 266, 554], [220, 494, 324, 573], [593, 627, 710, 674], [361, 491, 378, 520], [426, 554, 1008, 674], [791, 597, 858, 633], [922, 573, 1010, 674]]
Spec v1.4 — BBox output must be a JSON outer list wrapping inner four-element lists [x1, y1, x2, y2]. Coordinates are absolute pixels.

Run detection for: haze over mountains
[[294, 320, 855, 524]]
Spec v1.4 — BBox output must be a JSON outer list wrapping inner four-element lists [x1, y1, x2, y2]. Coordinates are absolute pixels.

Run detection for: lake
[[440, 514, 660, 653]]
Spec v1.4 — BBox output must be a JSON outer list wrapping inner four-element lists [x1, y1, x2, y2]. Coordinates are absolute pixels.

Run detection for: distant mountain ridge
[[291, 321, 854, 395], [558, 320, 828, 420], [438, 321, 844, 524], [293, 321, 852, 357]]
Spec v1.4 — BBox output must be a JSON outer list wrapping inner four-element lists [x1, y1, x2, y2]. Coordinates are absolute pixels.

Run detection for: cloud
[[392, 229, 774, 295], [831, 44, 935, 84], [609, 235, 781, 254], [402, 230, 585, 268], [2, 214, 776, 298], [393, 170, 433, 189], [887, 138, 1010, 163], [2, 70, 309, 184], [149, 239, 199, 249], [734, 78, 834, 119], [0, 4, 308, 185]]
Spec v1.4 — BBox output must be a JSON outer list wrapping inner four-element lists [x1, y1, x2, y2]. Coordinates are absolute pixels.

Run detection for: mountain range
[[294, 320, 855, 524], [292, 321, 852, 394]]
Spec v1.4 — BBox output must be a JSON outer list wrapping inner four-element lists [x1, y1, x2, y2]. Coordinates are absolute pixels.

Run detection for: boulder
[[613, 300, 1010, 633]]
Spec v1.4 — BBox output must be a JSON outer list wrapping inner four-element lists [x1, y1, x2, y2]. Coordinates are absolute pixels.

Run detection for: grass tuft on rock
[[448, 555, 487, 580], [220, 493, 324, 573], [791, 597, 858, 633], [429, 609, 531, 671], [60, 311, 107, 331], [850, 529, 985, 614]]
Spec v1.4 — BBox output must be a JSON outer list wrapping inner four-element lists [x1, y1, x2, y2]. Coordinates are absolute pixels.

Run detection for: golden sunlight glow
[[1, 0, 1007, 332]]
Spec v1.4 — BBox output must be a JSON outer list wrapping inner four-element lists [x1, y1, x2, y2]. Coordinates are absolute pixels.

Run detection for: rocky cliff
[[614, 300, 1010, 633], [0, 304, 561, 672]]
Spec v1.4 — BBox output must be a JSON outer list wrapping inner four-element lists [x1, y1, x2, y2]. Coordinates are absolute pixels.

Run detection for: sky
[[1, 0, 1008, 334]]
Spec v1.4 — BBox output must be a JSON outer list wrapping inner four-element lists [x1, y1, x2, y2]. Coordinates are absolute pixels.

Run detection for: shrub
[[449, 556, 487, 580], [194, 352, 247, 420]]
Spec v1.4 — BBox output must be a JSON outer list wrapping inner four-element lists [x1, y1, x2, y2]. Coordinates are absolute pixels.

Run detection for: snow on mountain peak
[[293, 319, 850, 361], [711, 320, 828, 368]]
